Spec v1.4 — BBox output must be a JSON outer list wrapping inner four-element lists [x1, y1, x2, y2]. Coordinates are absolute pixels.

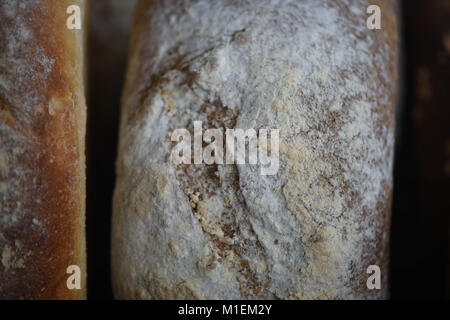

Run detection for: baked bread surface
[[113, 0, 399, 299], [0, 0, 87, 299]]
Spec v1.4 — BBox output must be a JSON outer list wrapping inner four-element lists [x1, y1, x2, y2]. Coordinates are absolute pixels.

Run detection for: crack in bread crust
[[169, 98, 270, 298]]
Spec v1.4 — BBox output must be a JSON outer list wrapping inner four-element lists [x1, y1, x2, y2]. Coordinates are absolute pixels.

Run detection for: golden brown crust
[[0, 0, 86, 299]]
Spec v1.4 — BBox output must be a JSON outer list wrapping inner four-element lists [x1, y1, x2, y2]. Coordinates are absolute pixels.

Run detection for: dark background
[[85, 0, 450, 300], [86, 0, 136, 300], [390, 0, 450, 299]]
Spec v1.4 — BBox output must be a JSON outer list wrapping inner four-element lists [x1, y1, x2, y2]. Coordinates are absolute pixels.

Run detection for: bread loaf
[[0, 0, 87, 299], [112, 0, 399, 299]]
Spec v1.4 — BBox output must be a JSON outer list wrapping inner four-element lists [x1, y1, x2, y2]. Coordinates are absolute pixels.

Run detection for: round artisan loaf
[[0, 0, 87, 299], [112, 0, 399, 299]]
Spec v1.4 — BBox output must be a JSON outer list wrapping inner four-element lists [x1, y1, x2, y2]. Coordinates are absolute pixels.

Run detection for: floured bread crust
[[113, 0, 399, 299], [0, 0, 87, 299]]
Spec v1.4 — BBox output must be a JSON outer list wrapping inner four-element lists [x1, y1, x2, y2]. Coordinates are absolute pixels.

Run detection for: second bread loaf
[[113, 0, 399, 299]]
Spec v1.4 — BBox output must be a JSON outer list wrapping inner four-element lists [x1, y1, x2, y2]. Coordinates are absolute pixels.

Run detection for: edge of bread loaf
[[0, 0, 87, 299]]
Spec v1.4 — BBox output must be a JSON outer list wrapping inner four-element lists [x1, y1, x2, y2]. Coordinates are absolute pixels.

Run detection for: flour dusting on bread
[[113, 0, 398, 299]]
